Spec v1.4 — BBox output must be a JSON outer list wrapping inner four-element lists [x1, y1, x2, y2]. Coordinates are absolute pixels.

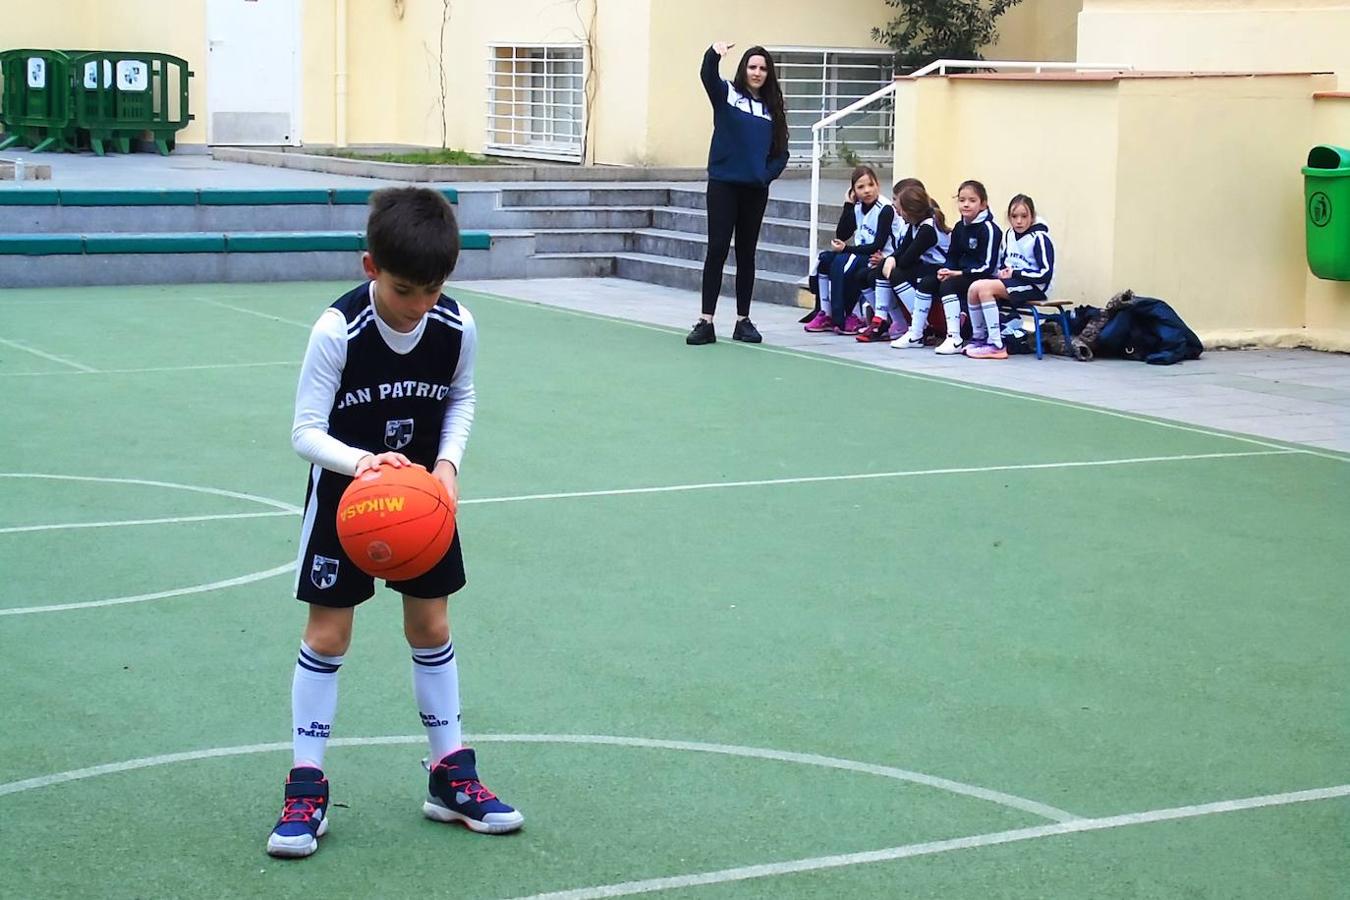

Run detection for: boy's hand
[[869, 251, 884, 266], [433, 459, 459, 512], [830, 238, 846, 252], [354, 452, 411, 475], [712, 41, 735, 56], [998, 267, 1013, 279], [937, 268, 956, 280], [882, 257, 896, 278]]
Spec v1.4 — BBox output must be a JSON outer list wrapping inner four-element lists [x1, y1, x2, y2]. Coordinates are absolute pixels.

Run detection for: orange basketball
[[336, 464, 456, 581]]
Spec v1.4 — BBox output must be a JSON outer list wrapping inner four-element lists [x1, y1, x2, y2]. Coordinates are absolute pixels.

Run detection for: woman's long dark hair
[[733, 46, 790, 159]]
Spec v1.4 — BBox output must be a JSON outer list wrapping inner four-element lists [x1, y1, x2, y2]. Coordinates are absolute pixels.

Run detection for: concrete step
[[610, 252, 805, 307], [481, 205, 653, 230], [650, 207, 832, 250], [667, 185, 841, 224], [525, 252, 617, 278], [632, 228, 807, 276], [498, 187, 671, 209], [0, 204, 373, 234], [532, 228, 634, 254]]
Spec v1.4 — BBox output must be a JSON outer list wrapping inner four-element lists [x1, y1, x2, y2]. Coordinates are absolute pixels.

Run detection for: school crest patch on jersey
[[310, 555, 340, 590], [384, 418, 414, 450]]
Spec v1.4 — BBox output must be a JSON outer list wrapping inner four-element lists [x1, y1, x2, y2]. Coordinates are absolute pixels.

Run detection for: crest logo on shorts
[[311, 555, 340, 590], [384, 418, 414, 450]]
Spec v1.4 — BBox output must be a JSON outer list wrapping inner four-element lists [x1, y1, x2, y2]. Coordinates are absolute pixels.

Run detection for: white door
[[206, 0, 301, 145]]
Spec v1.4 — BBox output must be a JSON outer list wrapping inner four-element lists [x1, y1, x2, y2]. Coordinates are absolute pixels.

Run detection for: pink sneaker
[[965, 342, 1008, 359], [836, 314, 865, 335], [803, 311, 833, 333]]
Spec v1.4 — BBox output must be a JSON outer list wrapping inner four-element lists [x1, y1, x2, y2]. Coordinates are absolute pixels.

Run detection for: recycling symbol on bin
[[1308, 192, 1332, 228]]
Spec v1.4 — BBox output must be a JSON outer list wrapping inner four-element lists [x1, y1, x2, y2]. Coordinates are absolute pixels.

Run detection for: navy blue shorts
[[295, 468, 466, 608], [1002, 275, 1048, 304]]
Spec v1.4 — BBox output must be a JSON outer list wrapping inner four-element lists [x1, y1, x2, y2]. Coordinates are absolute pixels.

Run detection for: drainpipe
[[335, 0, 348, 147]]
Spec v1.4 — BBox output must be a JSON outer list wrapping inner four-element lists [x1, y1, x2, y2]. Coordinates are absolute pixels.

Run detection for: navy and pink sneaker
[[423, 747, 524, 834], [266, 766, 330, 858]]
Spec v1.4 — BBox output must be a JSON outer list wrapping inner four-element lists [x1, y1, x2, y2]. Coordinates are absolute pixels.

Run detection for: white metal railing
[[806, 59, 1134, 278], [485, 44, 585, 163]]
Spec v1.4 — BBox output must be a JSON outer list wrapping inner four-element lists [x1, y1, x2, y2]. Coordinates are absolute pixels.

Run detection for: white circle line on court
[[458, 450, 1297, 507], [0, 473, 302, 514], [465, 290, 1350, 465], [0, 732, 1077, 822], [510, 784, 1350, 900], [0, 509, 294, 535], [0, 361, 298, 377], [0, 562, 295, 617]]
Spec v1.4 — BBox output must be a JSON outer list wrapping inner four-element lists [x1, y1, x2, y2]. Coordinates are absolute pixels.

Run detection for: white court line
[[0, 473, 301, 513], [0, 360, 297, 377], [466, 291, 1350, 464], [0, 733, 1076, 821], [0, 562, 295, 617], [0, 336, 97, 373], [0, 509, 294, 535], [459, 450, 1297, 507], [200, 298, 315, 329], [513, 784, 1350, 900]]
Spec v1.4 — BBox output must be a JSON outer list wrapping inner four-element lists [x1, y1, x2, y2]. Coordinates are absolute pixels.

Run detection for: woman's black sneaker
[[732, 319, 762, 343], [686, 320, 716, 345]]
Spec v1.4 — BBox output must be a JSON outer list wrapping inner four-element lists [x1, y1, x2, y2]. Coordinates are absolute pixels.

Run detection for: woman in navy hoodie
[[686, 41, 791, 346]]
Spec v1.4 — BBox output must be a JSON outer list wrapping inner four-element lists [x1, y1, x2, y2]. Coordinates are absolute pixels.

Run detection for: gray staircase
[[455, 183, 836, 307]]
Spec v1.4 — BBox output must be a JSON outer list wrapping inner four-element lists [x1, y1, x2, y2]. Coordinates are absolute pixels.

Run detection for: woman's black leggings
[[701, 179, 770, 317]]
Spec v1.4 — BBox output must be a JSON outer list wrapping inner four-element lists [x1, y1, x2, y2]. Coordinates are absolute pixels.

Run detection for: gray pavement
[[456, 277, 1350, 456]]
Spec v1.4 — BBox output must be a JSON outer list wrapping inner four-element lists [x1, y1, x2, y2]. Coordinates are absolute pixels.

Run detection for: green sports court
[[0, 281, 1345, 899]]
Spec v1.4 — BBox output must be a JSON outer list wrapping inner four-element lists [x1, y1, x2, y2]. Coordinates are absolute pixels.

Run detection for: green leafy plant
[[873, 0, 1026, 71]]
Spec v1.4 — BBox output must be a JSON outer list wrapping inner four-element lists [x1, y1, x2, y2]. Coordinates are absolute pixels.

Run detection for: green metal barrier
[[0, 49, 75, 152], [67, 51, 194, 155]]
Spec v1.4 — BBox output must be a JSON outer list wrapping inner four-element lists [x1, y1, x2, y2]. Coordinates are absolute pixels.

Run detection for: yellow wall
[[1078, 0, 1350, 88], [990, 0, 1084, 63], [892, 72, 1349, 348], [892, 75, 1121, 305]]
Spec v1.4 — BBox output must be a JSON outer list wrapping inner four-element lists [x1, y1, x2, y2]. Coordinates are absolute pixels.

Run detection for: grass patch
[[327, 148, 497, 166]]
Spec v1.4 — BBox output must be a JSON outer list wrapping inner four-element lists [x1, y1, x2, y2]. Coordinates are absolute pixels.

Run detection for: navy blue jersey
[[326, 283, 465, 469]]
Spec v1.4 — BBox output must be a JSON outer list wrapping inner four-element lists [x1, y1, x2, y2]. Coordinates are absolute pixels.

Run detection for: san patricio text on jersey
[[336, 380, 454, 410]]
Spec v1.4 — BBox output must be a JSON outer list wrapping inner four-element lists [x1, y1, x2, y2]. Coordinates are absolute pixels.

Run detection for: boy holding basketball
[[267, 187, 522, 859]]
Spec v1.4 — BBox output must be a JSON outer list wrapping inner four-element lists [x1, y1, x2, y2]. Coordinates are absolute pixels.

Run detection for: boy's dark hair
[[366, 187, 460, 285]]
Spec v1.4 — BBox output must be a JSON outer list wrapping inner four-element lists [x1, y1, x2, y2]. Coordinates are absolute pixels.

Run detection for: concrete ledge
[[1201, 328, 1350, 354], [210, 147, 707, 183], [0, 229, 491, 255], [0, 187, 457, 208]]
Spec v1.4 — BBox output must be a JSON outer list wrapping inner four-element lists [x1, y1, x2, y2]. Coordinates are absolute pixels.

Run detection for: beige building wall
[[1077, 0, 1350, 88], [892, 72, 1348, 348], [989, 0, 1084, 63]]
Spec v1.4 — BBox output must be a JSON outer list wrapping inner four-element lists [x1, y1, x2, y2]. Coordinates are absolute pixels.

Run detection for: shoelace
[[279, 796, 322, 823], [450, 778, 497, 803]]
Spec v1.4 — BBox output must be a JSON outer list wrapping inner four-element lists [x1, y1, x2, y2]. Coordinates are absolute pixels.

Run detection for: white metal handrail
[[806, 58, 1134, 278]]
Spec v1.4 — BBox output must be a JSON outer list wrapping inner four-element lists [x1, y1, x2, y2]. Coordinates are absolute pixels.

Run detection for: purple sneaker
[[836, 314, 865, 335], [966, 342, 1009, 359], [803, 311, 833, 333]]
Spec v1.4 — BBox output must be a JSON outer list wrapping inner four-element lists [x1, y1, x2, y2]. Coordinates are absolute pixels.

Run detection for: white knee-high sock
[[874, 280, 897, 318], [941, 292, 963, 338], [411, 639, 462, 763], [968, 299, 989, 341], [895, 282, 916, 316], [292, 642, 344, 768], [981, 301, 1003, 347], [907, 291, 933, 337]]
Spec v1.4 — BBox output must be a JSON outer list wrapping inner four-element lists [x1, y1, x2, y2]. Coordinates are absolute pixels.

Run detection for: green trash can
[[1303, 144, 1350, 281], [66, 51, 194, 155], [0, 49, 75, 153]]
